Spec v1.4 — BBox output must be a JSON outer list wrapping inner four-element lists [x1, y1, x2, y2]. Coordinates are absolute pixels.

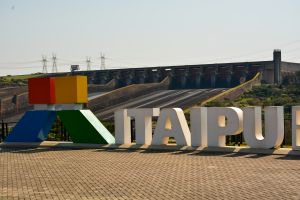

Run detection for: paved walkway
[[0, 148, 299, 200]]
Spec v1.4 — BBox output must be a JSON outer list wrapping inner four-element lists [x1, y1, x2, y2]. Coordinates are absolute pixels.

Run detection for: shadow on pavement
[[95, 148, 138, 153], [244, 154, 272, 159], [1, 145, 299, 161], [0, 147, 84, 154], [275, 154, 300, 160]]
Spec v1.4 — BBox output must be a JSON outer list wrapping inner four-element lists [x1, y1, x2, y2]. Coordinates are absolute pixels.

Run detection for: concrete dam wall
[[66, 50, 293, 89]]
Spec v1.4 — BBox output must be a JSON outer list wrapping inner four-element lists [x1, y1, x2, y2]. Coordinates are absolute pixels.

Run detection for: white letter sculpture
[[152, 108, 191, 146], [292, 106, 300, 150], [114, 109, 131, 144], [190, 107, 207, 147], [207, 107, 243, 147], [128, 108, 160, 145], [243, 106, 284, 149]]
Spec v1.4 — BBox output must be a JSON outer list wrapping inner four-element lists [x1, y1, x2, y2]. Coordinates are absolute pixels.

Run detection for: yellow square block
[[55, 76, 87, 104]]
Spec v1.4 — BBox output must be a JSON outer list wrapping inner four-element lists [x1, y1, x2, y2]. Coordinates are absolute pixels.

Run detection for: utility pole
[[52, 53, 58, 73], [86, 57, 91, 71], [42, 55, 48, 74], [100, 53, 105, 70]]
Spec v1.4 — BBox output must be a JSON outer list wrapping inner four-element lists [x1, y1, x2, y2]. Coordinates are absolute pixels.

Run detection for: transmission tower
[[86, 57, 91, 71], [51, 53, 58, 73], [100, 53, 106, 70], [42, 55, 48, 73]]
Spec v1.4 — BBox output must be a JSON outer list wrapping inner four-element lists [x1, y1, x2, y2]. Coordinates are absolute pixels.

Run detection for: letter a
[[152, 108, 191, 146]]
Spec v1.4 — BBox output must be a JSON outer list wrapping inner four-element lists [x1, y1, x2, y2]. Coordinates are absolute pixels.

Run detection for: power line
[[278, 39, 300, 48], [52, 53, 58, 73], [86, 57, 91, 71], [0, 60, 40, 65], [0, 66, 42, 69], [106, 57, 144, 67], [100, 53, 105, 70], [57, 58, 86, 63], [0, 39, 299, 73], [186, 39, 300, 64], [284, 55, 300, 60], [42, 55, 48, 74], [284, 47, 300, 55]]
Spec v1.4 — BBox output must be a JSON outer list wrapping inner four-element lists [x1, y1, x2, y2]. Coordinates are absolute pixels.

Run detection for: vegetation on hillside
[[205, 84, 300, 112], [204, 84, 300, 146], [0, 73, 42, 86]]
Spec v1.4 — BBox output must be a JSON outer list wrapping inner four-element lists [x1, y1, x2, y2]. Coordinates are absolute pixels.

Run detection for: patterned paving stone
[[0, 148, 299, 200]]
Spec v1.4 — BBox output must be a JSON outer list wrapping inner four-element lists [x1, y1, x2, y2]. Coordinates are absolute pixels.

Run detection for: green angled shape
[[80, 110, 115, 144], [57, 110, 115, 144]]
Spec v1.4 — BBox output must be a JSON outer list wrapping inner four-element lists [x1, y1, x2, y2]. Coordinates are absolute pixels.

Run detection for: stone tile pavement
[[0, 148, 299, 200]]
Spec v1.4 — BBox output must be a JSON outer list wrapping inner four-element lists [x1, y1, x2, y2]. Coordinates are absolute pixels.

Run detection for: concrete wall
[[261, 62, 275, 84], [88, 79, 116, 93], [0, 92, 30, 119], [65, 60, 276, 89], [201, 73, 261, 105], [0, 86, 27, 98], [0, 86, 31, 119], [281, 62, 300, 72], [88, 77, 170, 111], [42, 50, 300, 88]]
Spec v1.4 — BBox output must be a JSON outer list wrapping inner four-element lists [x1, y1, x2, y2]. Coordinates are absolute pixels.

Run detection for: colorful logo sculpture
[[5, 76, 115, 144]]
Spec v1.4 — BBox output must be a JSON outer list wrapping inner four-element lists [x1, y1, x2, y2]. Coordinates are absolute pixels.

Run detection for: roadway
[[94, 88, 225, 121]]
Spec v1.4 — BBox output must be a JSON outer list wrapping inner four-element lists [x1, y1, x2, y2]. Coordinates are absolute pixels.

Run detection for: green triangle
[[57, 110, 115, 144]]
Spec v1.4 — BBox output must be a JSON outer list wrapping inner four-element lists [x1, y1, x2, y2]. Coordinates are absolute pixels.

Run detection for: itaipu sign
[[4, 75, 300, 151], [114, 107, 300, 150]]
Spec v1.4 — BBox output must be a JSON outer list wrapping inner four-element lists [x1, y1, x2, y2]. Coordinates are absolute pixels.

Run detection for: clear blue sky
[[0, 0, 299, 76]]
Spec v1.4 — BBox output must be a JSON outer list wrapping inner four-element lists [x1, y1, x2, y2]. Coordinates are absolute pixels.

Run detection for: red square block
[[28, 77, 56, 104]]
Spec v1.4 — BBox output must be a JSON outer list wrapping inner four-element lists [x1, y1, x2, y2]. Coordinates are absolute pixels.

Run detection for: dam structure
[[69, 49, 298, 89], [1, 49, 300, 122]]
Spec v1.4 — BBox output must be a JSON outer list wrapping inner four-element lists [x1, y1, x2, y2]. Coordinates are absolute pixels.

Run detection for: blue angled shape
[[4, 111, 57, 142]]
